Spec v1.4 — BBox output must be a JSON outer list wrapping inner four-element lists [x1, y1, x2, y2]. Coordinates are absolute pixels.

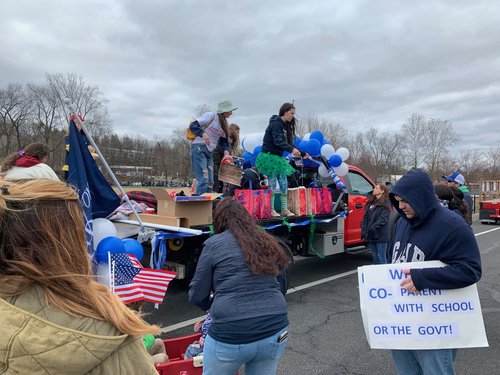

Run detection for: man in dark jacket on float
[[443, 171, 473, 224], [388, 168, 481, 375]]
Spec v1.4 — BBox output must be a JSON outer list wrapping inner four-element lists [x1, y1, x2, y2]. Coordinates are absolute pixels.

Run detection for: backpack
[[185, 114, 215, 141]]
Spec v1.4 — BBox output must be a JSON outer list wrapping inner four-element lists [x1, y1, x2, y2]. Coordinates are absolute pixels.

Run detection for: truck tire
[[273, 236, 295, 292]]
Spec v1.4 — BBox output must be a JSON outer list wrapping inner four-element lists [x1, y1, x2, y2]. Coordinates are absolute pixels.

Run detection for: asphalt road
[[144, 222, 500, 374]]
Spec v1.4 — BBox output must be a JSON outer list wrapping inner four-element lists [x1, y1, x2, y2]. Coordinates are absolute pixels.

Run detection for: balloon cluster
[[93, 218, 144, 263], [240, 130, 351, 180]]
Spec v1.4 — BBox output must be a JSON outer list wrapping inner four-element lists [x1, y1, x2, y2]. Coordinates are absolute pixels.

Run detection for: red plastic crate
[[156, 333, 202, 375]]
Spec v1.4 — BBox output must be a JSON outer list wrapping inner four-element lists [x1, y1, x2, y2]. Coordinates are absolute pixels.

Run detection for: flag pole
[[108, 251, 113, 292], [65, 100, 151, 242]]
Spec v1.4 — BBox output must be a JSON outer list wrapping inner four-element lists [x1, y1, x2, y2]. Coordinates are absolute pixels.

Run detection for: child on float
[[256, 102, 302, 217]]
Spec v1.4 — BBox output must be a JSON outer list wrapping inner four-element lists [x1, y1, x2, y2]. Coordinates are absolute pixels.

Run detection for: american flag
[[110, 253, 176, 304]]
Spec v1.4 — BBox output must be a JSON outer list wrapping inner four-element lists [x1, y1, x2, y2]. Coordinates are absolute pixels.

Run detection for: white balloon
[[318, 164, 330, 177], [334, 162, 349, 176], [93, 218, 117, 247], [241, 133, 264, 153], [320, 144, 336, 159], [336, 147, 350, 161], [95, 262, 111, 289], [303, 133, 311, 141]]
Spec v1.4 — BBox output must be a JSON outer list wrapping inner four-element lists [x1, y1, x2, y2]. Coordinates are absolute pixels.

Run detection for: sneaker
[[281, 209, 295, 217], [271, 209, 281, 218]]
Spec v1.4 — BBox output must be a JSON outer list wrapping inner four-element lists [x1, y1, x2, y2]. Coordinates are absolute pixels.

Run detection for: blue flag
[[67, 120, 121, 256]]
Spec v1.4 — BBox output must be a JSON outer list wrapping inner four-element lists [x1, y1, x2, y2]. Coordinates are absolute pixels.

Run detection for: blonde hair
[[228, 123, 241, 155], [0, 179, 159, 336]]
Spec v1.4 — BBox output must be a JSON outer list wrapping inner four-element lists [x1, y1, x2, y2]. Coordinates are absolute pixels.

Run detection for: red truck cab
[[321, 165, 376, 247]]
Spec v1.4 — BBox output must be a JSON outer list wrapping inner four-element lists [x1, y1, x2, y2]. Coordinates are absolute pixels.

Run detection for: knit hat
[[442, 172, 465, 185], [217, 100, 237, 114]]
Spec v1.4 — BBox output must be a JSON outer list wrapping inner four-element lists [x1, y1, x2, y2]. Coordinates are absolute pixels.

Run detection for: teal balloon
[[95, 236, 125, 263], [122, 238, 144, 261]]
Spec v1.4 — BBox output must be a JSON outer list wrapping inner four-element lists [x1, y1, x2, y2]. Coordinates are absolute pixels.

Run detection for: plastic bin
[[156, 333, 202, 375], [155, 333, 239, 375]]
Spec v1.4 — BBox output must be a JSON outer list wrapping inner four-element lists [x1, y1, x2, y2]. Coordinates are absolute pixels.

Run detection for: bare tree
[[456, 148, 487, 183], [401, 113, 427, 169], [296, 113, 349, 147], [46, 73, 112, 140], [194, 104, 212, 117], [0, 83, 32, 153], [424, 118, 459, 178], [485, 146, 500, 178]]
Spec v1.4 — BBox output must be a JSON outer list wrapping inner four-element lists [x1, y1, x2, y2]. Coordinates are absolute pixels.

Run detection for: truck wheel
[[272, 236, 294, 292]]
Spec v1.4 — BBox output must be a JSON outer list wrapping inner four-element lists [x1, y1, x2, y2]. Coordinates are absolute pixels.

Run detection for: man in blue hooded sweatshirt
[[388, 168, 482, 375]]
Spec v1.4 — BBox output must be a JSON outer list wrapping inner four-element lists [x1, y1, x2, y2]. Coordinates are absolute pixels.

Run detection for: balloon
[[95, 236, 125, 263], [334, 162, 349, 177], [241, 133, 264, 153], [122, 238, 144, 261], [242, 151, 253, 160], [253, 145, 262, 156], [306, 139, 321, 156], [303, 133, 311, 141], [294, 136, 302, 147], [318, 164, 330, 177], [328, 154, 343, 168], [321, 139, 330, 145], [336, 147, 350, 161], [320, 144, 336, 159], [250, 156, 257, 167], [310, 130, 324, 143], [93, 218, 117, 247], [298, 140, 309, 153], [96, 262, 111, 288]]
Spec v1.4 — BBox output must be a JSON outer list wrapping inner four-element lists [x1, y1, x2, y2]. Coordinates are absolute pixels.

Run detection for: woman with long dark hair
[[0, 179, 159, 374], [434, 183, 471, 224], [361, 183, 391, 264], [189, 198, 291, 375], [256, 102, 301, 217]]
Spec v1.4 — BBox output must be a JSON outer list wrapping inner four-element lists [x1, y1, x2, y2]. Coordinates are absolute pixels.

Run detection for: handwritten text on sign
[[358, 261, 488, 350]]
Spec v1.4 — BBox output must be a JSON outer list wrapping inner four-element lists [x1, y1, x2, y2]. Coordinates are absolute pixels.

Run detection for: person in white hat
[[189, 100, 237, 195], [442, 171, 473, 224]]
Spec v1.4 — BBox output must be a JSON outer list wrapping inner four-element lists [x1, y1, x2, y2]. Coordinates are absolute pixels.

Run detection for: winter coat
[[360, 199, 390, 243], [388, 168, 482, 291], [262, 115, 294, 155], [3, 163, 60, 181], [188, 230, 287, 328], [0, 285, 157, 374]]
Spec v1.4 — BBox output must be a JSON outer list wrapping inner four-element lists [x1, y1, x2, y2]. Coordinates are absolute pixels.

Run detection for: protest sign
[[358, 261, 488, 349]]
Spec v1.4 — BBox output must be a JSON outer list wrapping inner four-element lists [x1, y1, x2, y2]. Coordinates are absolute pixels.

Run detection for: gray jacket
[[188, 230, 287, 323]]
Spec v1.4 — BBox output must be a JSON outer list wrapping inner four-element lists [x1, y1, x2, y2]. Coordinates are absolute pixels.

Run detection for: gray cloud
[[1, 0, 499, 150]]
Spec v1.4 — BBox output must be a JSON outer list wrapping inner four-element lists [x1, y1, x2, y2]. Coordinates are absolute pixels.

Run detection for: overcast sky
[[1, 0, 499, 150]]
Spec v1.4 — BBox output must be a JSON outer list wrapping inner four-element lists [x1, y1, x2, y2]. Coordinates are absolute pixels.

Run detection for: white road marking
[[161, 226, 499, 333]]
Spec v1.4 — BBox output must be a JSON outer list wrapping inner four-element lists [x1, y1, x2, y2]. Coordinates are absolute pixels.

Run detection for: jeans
[[391, 349, 457, 375], [202, 328, 288, 375], [370, 242, 388, 264], [191, 143, 214, 195]]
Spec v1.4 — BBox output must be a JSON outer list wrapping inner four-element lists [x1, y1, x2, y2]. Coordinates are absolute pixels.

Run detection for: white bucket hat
[[217, 100, 238, 114]]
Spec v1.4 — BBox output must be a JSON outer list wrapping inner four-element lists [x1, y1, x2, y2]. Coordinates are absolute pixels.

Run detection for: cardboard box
[[129, 213, 189, 228], [149, 188, 213, 226]]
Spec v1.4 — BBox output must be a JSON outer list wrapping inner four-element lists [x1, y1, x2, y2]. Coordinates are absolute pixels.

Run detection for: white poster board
[[358, 261, 488, 349]]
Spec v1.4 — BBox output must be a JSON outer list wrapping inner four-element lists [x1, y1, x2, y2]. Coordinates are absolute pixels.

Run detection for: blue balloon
[[294, 136, 302, 147], [321, 139, 330, 145], [95, 236, 125, 263], [310, 130, 324, 143], [253, 145, 262, 156], [306, 139, 322, 156], [329, 154, 343, 168], [122, 238, 144, 262], [303, 158, 317, 168], [298, 140, 308, 153], [250, 156, 257, 167], [242, 151, 253, 160]]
